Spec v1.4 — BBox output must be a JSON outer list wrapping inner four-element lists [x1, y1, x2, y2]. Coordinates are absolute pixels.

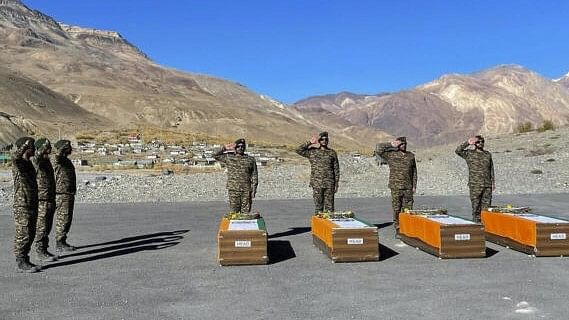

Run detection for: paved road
[[1, 194, 569, 320]]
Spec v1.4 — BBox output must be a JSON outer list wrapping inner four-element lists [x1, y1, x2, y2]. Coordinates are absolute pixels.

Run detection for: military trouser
[[34, 199, 56, 251], [390, 188, 414, 229], [313, 188, 335, 213], [228, 190, 252, 213], [469, 186, 492, 222], [55, 194, 75, 242], [13, 206, 38, 258]]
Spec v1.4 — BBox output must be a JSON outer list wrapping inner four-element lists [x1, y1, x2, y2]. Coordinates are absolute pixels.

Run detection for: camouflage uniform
[[213, 143, 258, 213], [54, 140, 77, 247], [455, 141, 494, 222], [377, 142, 417, 229], [32, 139, 57, 256], [296, 139, 340, 213], [12, 139, 39, 260]]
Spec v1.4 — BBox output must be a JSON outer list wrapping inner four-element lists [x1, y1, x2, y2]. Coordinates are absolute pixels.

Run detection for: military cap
[[475, 135, 485, 143], [15, 137, 35, 150], [35, 138, 51, 153], [234, 138, 246, 145], [319, 132, 329, 139], [54, 139, 72, 150], [396, 136, 407, 144]]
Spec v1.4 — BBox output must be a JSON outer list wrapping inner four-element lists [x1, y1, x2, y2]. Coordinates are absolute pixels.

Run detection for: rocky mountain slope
[[295, 66, 569, 146], [0, 0, 390, 148]]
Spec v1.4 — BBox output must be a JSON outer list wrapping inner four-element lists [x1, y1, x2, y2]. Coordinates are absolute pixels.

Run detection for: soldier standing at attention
[[12, 137, 41, 273], [455, 135, 495, 222], [53, 140, 77, 251], [376, 137, 417, 235], [296, 132, 340, 214], [213, 138, 258, 213], [32, 138, 58, 262]]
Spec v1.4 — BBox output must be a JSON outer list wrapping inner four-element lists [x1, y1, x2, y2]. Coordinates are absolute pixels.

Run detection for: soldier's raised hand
[[224, 143, 235, 151], [467, 137, 478, 145], [391, 140, 401, 148], [309, 135, 319, 145]]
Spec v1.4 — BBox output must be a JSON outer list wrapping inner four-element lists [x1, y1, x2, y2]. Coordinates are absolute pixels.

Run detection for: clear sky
[[24, 0, 569, 103]]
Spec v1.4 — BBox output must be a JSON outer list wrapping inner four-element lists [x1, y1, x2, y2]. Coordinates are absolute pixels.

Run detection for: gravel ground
[[1, 128, 568, 207]]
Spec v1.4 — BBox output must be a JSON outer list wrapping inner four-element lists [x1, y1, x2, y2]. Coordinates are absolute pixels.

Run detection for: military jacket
[[296, 142, 340, 189], [54, 155, 77, 195], [32, 157, 56, 201], [12, 150, 38, 208], [214, 149, 258, 191], [377, 143, 417, 190], [455, 142, 494, 188]]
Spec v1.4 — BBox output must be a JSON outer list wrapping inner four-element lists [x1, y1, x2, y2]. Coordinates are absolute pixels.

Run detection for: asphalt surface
[[1, 194, 569, 320]]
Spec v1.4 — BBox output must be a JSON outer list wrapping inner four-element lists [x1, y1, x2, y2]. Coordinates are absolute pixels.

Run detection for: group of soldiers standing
[[11, 137, 77, 273], [216, 133, 494, 238]]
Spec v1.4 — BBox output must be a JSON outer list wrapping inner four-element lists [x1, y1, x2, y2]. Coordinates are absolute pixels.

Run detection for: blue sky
[[25, 1, 569, 103]]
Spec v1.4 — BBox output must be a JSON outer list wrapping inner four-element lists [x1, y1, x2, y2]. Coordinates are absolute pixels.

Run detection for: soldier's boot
[[36, 248, 57, 262], [473, 215, 481, 223], [56, 240, 76, 252], [16, 257, 41, 273]]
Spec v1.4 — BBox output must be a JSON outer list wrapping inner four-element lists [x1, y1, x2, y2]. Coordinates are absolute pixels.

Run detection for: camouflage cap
[[15, 137, 35, 150], [54, 139, 72, 150], [234, 138, 246, 146], [319, 131, 329, 139], [475, 135, 485, 143], [396, 136, 407, 144], [35, 138, 51, 153]]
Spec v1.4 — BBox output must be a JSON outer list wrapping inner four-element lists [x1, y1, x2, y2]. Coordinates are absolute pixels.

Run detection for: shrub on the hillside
[[515, 121, 533, 133], [530, 169, 543, 174], [537, 120, 555, 132]]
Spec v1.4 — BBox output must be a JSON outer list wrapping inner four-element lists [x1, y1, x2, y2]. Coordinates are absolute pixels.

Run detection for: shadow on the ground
[[75, 230, 189, 249], [42, 230, 187, 270], [374, 222, 394, 230], [268, 227, 310, 239], [486, 247, 499, 258], [268, 240, 296, 264], [378, 243, 399, 262]]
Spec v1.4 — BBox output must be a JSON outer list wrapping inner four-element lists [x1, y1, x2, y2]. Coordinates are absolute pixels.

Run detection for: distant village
[[71, 134, 283, 169]]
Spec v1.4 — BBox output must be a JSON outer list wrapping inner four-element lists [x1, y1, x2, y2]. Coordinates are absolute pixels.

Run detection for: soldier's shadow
[[268, 227, 311, 239], [41, 230, 188, 270]]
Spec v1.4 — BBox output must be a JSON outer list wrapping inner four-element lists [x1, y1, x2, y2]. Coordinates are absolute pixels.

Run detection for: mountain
[[0, 0, 390, 148], [295, 65, 569, 145]]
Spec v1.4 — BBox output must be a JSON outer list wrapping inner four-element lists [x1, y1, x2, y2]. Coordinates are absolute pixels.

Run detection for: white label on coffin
[[454, 233, 471, 241], [550, 233, 567, 240], [234, 240, 251, 247], [347, 238, 364, 245]]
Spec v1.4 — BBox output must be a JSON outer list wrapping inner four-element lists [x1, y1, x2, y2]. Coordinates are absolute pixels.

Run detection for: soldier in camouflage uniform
[[53, 140, 77, 251], [455, 135, 495, 222], [213, 138, 258, 213], [32, 138, 58, 262], [12, 137, 41, 273], [376, 137, 417, 234], [296, 132, 340, 214]]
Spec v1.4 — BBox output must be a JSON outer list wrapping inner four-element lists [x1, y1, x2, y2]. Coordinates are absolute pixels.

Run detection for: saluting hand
[[309, 135, 319, 145], [224, 143, 235, 151], [467, 137, 478, 145], [391, 140, 401, 148]]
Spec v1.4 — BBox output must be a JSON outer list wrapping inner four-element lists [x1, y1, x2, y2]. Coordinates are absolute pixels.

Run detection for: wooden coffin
[[217, 218, 268, 265], [399, 213, 486, 259], [482, 210, 569, 256], [311, 216, 379, 262]]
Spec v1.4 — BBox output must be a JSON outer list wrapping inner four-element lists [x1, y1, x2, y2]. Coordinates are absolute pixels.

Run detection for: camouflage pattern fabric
[[228, 190, 252, 213], [12, 149, 38, 208], [469, 186, 492, 222], [455, 141, 494, 187], [213, 149, 258, 192], [54, 155, 77, 195], [55, 194, 75, 242], [313, 188, 335, 213], [13, 206, 38, 258], [296, 141, 339, 189], [34, 200, 56, 251], [376, 143, 417, 190], [32, 156, 56, 201], [390, 189, 414, 229]]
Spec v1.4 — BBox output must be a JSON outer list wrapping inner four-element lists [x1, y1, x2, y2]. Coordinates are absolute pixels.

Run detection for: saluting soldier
[[455, 135, 495, 222], [213, 138, 258, 213], [12, 137, 41, 273], [376, 137, 417, 235], [32, 138, 58, 262], [53, 140, 77, 251], [296, 132, 340, 214]]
